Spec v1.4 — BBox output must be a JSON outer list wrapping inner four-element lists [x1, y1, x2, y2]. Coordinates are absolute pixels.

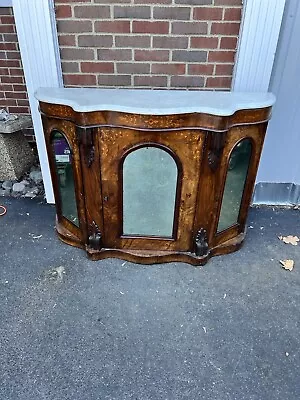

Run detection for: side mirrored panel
[[217, 139, 252, 233], [51, 130, 79, 227], [123, 146, 178, 237]]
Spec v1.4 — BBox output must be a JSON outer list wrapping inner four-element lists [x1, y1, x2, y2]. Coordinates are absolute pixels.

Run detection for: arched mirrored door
[[99, 128, 204, 251], [123, 146, 178, 237], [51, 130, 79, 227], [217, 138, 252, 232]]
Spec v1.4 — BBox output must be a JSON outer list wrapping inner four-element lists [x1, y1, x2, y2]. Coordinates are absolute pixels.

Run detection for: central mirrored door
[[122, 145, 178, 238], [98, 127, 205, 251]]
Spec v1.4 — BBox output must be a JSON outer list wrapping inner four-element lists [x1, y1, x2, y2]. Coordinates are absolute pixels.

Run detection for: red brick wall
[[0, 7, 30, 114], [0, 1, 243, 118], [55, 0, 243, 90], [0, 0, 242, 137]]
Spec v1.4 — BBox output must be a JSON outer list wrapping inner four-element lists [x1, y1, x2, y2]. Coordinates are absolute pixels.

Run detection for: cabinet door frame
[[212, 123, 267, 247], [98, 127, 205, 252], [42, 117, 87, 242]]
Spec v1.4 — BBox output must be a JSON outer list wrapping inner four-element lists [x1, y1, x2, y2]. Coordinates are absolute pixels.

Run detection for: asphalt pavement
[[0, 197, 299, 400]]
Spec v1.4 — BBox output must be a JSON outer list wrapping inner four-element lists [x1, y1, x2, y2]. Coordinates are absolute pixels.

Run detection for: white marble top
[[35, 88, 275, 116]]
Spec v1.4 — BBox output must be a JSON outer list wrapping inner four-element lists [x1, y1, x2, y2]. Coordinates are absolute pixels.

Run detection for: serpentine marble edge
[[35, 87, 275, 116]]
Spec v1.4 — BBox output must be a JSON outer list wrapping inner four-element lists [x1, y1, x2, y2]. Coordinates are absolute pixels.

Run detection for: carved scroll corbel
[[194, 228, 209, 257], [208, 131, 226, 171], [77, 127, 95, 168], [88, 221, 102, 250]]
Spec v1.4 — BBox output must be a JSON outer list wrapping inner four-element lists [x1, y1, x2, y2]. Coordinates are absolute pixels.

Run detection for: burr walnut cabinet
[[36, 88, 275, 265]]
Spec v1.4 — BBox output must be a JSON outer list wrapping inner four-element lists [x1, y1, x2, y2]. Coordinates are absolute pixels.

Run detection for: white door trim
[[0, 0, 12, 6], [232, 0, 287, 92], [12, 0, 63, 203]]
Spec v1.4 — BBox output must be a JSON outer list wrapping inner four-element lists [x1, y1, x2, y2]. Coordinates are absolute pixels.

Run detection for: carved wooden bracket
[[194, 228, 209, 257], [77, 127, 95, 168], [88, 221, 102, 250], [208, 131, 226, 171]]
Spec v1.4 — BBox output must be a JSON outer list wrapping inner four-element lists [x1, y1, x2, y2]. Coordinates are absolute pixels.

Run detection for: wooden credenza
[[36, 88, 275, 265]]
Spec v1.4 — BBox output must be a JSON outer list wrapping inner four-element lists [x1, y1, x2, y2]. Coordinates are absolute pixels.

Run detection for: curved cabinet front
[[37, 88, 274, 265]]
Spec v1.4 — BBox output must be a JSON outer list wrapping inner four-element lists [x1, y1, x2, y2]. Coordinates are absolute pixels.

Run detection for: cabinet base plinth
[[56, 220, 245, 266]]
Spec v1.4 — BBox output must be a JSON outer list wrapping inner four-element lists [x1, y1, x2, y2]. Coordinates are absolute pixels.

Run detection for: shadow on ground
[[0, 198, 299, 400]]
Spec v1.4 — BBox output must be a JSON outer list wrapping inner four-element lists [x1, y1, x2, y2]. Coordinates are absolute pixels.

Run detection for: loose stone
[[20, 179, 30, 186], [2, 180, 13, 190], [29, 170, 43, 184], [12, 182, 26, 193], [24, 187, 39, 198]]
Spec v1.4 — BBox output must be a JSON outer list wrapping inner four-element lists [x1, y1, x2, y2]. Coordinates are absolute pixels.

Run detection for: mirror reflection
[[217, 139, 252, 232], [51, 130, 79, 226], [123, 146, 178, 237]]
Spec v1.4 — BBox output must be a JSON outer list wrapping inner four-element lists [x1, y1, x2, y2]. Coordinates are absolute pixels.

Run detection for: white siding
[[257, 0, 300, 184]]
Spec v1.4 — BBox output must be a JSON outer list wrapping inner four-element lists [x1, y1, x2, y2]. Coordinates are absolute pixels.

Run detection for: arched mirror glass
[[217, 139, 252, 232], [123, 146, 178, 237], [51, 131, 79, 227]]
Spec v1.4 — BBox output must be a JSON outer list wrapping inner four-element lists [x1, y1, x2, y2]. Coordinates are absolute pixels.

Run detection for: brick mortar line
[[207, 20, 212, 35], [3, 65, 22, 69], [56, 17, 241, 23], [167, 74, 171, 87], [112, 31, 116, 49], [61, 45, 236, 51], [187, 35, 191, 49], [72, 61, 235, 65], [3, 92, 28, 95], [57, 34, 239, 45], [92, 4, 240, 8], [222, 7, 225, 20], [55, 0, 241, 5], [62, 72, 234, 77], [56, 5, 242, 13], [31, 31, 240, 39], [61, 33, 239, 38], [110, 4, 114, 24]]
